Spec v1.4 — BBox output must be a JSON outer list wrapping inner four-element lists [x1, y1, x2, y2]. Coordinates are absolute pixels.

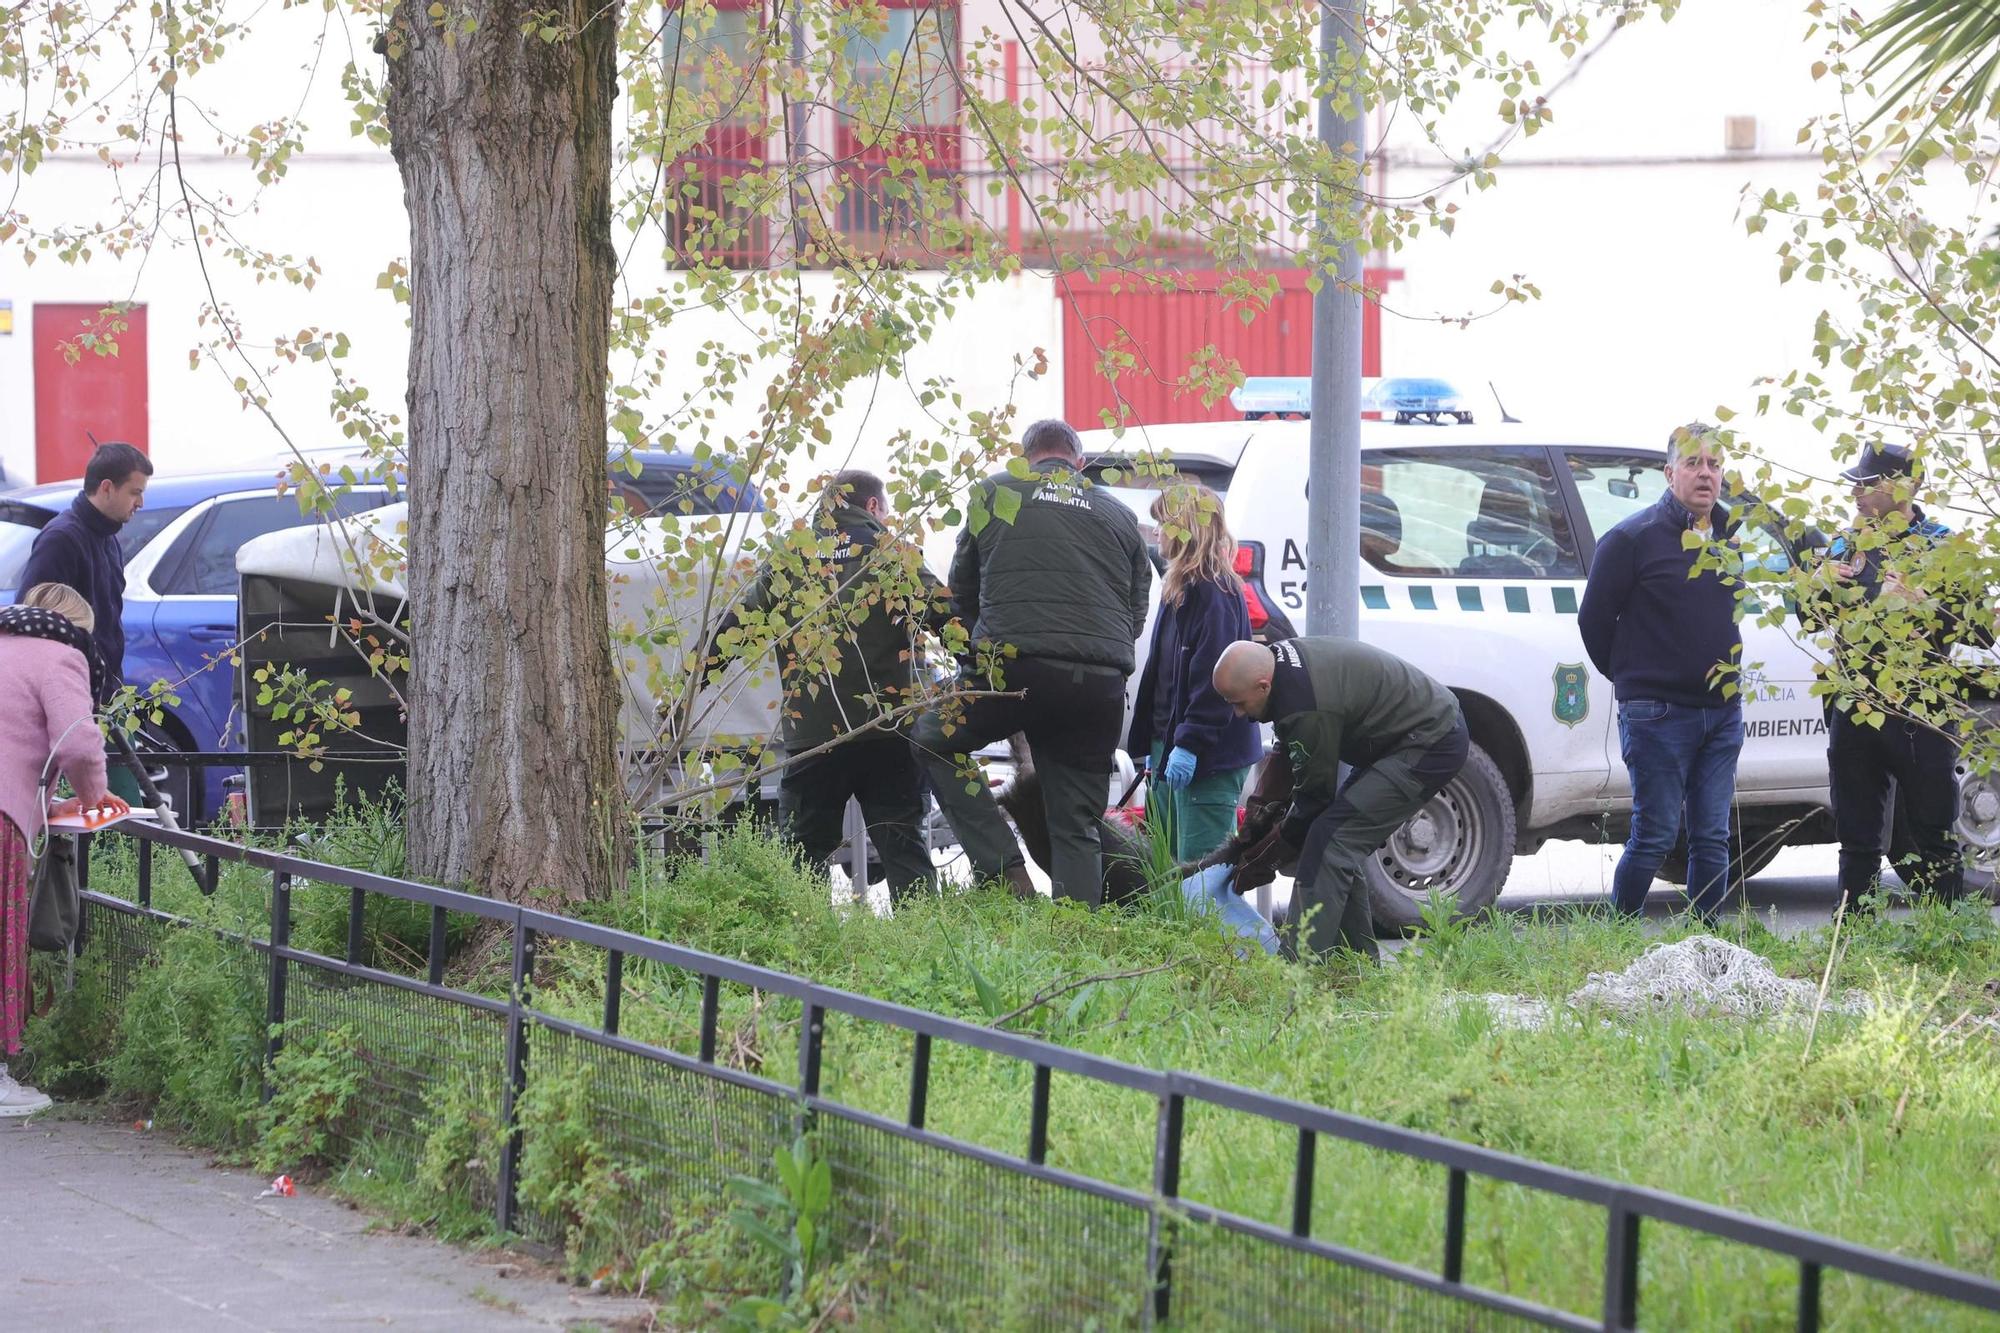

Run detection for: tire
[[1365, 742, 1516, 934], [1655, 810, 1790, 890]]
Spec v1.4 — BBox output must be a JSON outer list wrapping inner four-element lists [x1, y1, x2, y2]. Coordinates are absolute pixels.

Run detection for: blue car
[[1, 467, 398, 820], [1, 449, 757, 823]]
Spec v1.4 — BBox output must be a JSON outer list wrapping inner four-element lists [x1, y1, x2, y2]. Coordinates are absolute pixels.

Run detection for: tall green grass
[[52, 819, 2000, 1328]]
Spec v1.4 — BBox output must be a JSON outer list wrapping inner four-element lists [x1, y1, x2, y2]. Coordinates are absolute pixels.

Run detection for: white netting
[[1458, 936, 1868, 1029], [1569, 936, 1860, 1020], [1454, 993, 1554, 1029]]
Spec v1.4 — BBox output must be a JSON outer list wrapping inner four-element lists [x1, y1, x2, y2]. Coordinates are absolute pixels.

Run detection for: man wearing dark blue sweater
[[18, 441, 152, 701], [1578, 424, 1745, 920]]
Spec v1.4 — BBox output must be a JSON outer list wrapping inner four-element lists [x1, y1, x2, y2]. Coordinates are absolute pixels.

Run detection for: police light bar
[[1229, 377, 1313, 419], [1231, 375, 1481, 423], [1366, 377, 1474, 424]]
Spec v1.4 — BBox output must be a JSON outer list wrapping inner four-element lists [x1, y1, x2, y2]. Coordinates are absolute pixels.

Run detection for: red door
[[33, 303, 148, 482], [1058, 270, 1398, 428]]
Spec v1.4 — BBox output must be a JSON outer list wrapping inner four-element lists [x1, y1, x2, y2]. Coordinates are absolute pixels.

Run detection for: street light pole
[[1307, 0, 1364, 641]]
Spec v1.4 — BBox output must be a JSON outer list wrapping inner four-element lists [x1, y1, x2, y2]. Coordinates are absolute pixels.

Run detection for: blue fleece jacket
[[1127, 578, 1263, 778], [1577, 491, 1742, 707], [18, 493, 128, 698]]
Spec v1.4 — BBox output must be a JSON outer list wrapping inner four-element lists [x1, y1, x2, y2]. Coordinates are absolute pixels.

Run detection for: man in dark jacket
[[913, 419, 1152, 906], [1802, 444, 1991, 907], [1212, 636, 1466, 961], [1577, 423, 1744, 920], [18, 441, 152, 701], [710, 471, 952, 902]]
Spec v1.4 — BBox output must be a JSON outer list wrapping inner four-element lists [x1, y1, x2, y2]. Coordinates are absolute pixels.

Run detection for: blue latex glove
[[1162, 746, 1198, 790], [1181, 865, 1280, 955]]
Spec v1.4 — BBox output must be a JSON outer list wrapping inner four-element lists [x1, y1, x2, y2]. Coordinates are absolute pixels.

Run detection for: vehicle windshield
[[0, 504, 190, 592], [613, 464, 762, 516], [117, 505, 189, 566], [1084, 458, 1234, 497], [0, 522, 40, 592]]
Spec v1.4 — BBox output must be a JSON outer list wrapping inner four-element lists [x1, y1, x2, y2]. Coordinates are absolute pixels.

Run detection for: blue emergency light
[[1229, 377, 1313, 419], [1229, 375, 1478, 424], [1367, 377, 1474, 423]]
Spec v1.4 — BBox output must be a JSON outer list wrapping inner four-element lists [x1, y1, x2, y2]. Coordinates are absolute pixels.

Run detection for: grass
[[36, 817, 2000, 1329]]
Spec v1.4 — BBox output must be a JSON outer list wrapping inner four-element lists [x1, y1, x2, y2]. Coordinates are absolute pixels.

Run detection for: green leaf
[[804, 1158, 832, 1215], [992, 485, 1022, 526], [967, 961, 1005, 1017]]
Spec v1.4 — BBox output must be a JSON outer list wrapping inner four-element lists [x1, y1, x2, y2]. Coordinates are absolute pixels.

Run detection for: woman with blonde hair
[[0, 582, 127, 1116], [1127, 483, 1262, 862]]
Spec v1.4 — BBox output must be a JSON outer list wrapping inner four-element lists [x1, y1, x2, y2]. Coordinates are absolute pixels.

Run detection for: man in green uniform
[[710, 471, 953, 902], [913, 419, 1152, 905], [1212, 637, 1467, 960]]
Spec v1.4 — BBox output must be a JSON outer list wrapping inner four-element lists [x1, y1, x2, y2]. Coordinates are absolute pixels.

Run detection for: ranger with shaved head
[[1213, 637, 1467, 959]]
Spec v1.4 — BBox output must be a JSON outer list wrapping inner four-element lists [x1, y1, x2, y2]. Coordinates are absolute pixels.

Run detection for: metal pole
[[1307, 0, 1365, 642], [784, 0, 810, 263], [110, 731, 207, 890], [844, 797, 869, 898]]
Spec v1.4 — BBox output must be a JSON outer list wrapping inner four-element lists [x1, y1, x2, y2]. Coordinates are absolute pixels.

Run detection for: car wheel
[[1366, 742, 1516, 934], [1655, 811, 1789, 891]]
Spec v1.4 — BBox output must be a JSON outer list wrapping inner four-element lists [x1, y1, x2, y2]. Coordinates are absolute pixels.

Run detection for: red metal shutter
[[33, 303, 149, 482], [1059, 268, 1398, 428]]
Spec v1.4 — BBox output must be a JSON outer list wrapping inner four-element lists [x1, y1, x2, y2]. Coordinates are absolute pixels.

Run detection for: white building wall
[[0, 0, 1892, 486], [1375, 0, 1857, 475]]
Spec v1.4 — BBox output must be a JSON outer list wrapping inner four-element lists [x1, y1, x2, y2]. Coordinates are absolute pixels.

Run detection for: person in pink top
[[0, 583, 128, 1117]]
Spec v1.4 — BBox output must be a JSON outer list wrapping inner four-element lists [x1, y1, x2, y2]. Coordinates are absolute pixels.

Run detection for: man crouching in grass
[[1210, 638, 1467, 961]]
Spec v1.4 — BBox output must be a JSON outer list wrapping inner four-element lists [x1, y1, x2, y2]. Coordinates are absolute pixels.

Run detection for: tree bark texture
[[386, 0, 626, 902]]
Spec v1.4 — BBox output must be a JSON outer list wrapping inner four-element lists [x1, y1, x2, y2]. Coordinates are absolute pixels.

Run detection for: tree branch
[[990, 958, 1186, 1029]]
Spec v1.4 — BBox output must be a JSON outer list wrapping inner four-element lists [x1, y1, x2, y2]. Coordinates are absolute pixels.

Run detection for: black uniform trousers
[[1283, 718, 1470, 962], [912, 657, 1127, 905], [1827, 708, 1963, 906], [778, 734, 935, 901]]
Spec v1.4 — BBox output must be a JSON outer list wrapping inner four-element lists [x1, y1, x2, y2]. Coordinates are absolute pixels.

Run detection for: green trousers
[[1145, 743, 1249, 864]]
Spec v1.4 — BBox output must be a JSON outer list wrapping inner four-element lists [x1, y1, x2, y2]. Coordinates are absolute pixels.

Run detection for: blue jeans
[[1613, 699, 1743, 919]]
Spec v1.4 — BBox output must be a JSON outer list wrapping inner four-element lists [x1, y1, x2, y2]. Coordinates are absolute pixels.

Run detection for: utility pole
[[1307, 0, 1364, 641]]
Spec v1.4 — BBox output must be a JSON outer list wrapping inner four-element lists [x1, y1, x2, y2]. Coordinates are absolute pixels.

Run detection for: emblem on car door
[[1552, 663, 1590, 728]]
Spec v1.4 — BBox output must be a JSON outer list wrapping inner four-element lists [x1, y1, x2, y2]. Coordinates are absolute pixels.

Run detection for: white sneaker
[[0, 1063, 53, 1118]]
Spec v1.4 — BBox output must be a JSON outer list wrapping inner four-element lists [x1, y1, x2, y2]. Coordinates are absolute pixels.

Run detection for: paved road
[[0, 1114, 653, 1332], [913, 837, 1996, 940], [1491, 839, 1997, 932]]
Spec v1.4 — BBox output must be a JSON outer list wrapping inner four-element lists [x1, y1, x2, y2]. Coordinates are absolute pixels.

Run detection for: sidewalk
[[1, 1112, 656, 1331]]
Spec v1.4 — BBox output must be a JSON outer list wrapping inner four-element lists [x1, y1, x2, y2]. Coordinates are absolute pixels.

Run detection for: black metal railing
[[65, 818, 2000, 1331]]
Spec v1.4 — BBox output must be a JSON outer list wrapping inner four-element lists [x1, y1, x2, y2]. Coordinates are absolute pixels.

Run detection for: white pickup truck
[[233, 425, 1998, 927], [1080, 410, 1999, 927]]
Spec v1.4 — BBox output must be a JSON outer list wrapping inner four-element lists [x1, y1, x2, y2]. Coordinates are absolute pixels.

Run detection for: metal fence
[[65, 819, 2000, 1331]]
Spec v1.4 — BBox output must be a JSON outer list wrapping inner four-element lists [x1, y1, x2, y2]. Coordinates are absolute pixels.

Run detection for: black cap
[[1840, 444, 1918, 484]]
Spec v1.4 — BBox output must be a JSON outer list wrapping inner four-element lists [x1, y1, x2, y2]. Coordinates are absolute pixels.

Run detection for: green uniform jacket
[[1268, 636, 1462, 841], [951, 457, 1151, 673], [719, 505, 952, 749]]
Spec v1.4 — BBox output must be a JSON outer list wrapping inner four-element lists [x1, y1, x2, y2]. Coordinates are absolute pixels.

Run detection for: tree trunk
[[386, 0, 626, 902]]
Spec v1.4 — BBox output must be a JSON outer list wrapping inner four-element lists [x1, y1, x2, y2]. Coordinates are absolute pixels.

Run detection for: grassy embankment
[[27, 811, 2000, 1329]]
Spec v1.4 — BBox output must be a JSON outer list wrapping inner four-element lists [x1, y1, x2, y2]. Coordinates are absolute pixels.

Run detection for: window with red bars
[[830, 1, 963, 263], [661, 2, 770, 268], [657, 0, 962, 267]]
